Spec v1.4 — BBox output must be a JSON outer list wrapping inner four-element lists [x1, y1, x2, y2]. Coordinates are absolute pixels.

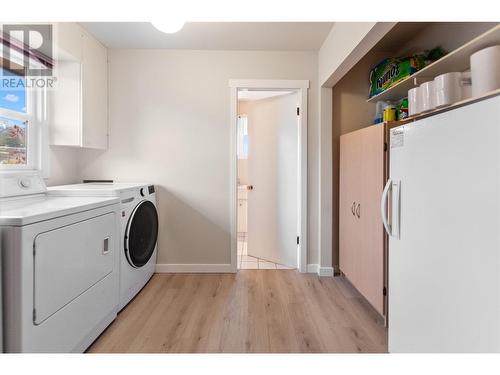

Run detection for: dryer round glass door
[[125, 200, 159, 268]]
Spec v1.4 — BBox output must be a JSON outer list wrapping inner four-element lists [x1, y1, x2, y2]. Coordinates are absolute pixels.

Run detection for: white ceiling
[[80, 22, 333, 50], [238, 90, 294, 101]]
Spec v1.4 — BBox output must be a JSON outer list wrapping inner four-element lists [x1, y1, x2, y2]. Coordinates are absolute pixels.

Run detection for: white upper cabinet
[[50, 23, 108, 150]]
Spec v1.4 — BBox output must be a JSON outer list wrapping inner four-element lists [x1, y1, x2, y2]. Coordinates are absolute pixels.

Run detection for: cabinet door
[[50, 61, 82, 147], [358, 124, 386, 315], [82, 32, 108, 149], [339, 130, 362, 282], [340, 124, 386, 316]]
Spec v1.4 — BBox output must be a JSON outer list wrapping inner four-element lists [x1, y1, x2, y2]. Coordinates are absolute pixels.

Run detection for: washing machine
[[48, 182, 159, 311], [0, 173, 121, 352]]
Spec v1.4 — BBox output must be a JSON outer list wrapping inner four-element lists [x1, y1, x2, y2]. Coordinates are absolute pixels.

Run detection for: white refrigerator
[[384, 95, 500, 352]]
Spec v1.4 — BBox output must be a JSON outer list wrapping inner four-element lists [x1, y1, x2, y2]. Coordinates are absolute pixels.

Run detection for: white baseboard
[[307, 264, 319, 273], [155, 263, 234, 273], [156, 263, 332, 276], [318, 266, 334, 277], [306, 264, 334, 277]]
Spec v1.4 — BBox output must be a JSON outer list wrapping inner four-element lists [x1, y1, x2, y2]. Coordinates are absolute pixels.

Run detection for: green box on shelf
[[369, 55, 426, 98]]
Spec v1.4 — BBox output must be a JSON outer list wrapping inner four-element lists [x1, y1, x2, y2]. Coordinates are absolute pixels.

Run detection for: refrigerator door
[[388, 95, 500, 352]]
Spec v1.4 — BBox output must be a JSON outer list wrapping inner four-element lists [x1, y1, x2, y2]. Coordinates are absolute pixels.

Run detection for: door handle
[[381, 179, 402, 238], [381, 179, 392, 236], [351, 201, 356, 216], [102, 237, 110, 255], [356, 203, 360, 218]]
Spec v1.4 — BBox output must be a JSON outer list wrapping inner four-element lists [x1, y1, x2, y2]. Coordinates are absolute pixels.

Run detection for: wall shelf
[[383, 88, 500, 129], [367, 24, 500, 103]]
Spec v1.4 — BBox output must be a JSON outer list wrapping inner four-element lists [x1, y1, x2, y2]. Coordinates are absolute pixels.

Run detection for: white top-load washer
[[0, 173, 121, 352], [47, 182, 158, 311]]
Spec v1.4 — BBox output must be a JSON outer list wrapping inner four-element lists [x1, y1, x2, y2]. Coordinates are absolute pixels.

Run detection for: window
[[0, 60, 47, 173], [237, 115, 249, 160], [0, 68, 29, 166]]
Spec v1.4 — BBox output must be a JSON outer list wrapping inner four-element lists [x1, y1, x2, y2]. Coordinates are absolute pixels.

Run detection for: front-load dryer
[[48, 182, 159, 311]]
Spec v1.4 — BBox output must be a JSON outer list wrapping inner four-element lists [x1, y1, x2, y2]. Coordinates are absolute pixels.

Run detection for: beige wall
[[76, 49, 319, 266], [318, 22, 396, 87], [45, 146, 80, 186]]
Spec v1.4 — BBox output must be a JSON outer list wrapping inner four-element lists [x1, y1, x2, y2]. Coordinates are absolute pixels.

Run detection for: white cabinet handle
[[381, 179, 392, 236]]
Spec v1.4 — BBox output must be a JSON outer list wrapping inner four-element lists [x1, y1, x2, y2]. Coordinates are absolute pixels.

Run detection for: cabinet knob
[[247, 185, 254, 191]]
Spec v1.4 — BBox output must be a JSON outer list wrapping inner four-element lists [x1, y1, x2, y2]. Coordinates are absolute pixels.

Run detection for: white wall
[[318, 23, 396, 87], [76, 49, 319, 267], [45, 146, 80, 186]]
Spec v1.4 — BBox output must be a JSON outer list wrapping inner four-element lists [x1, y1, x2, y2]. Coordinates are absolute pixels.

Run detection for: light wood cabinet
[[50, 23, 108, 149], [339, 124, 387, 316]]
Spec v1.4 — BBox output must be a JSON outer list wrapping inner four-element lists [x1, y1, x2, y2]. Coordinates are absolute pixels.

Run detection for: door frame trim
[[228, 79, 309, 273]]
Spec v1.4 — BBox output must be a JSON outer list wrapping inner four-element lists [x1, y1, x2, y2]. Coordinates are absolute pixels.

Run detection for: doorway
[[229, 80, 309, 273]]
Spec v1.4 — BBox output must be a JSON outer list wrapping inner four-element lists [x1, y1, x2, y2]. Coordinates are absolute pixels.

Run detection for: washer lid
[[0, 196, 120, 226]]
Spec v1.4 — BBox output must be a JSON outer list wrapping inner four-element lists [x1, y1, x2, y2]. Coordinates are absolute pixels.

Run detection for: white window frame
[[237, 114, 248, 160], [0, 59, 48, 176]]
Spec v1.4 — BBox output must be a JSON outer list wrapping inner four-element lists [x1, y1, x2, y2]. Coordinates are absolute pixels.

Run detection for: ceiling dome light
[[151, 20, 185, 34]]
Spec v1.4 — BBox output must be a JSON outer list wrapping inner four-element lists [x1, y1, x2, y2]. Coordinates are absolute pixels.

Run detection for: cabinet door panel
[[340, 124, 385, 317], [339, 130, 361, 282], [359, 125, 385, 315], [82, 32, 108, 149]]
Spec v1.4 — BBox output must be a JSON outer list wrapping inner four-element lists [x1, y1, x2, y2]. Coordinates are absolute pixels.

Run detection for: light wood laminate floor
[[88, 271, 387, 353]]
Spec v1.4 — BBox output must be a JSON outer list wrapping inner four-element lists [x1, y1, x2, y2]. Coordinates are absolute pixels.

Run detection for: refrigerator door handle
[[381, 179, 392, 236], [391, 180, 401, 239]]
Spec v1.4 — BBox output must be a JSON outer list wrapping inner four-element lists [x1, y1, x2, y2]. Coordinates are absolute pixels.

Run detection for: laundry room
[[1, 1, 500, 374]]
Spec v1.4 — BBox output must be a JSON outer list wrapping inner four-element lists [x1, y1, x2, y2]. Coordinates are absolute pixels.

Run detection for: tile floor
[[237, 234, 295, 270]]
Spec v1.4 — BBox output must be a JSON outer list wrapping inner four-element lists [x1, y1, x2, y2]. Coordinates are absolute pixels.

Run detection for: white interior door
[[244, 92, 298, 268]]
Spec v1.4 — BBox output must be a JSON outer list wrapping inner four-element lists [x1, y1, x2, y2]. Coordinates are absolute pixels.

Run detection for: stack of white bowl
[[408, 72, 472, 116], [408, 45, 500, 117], [471, 45, 500, 96]]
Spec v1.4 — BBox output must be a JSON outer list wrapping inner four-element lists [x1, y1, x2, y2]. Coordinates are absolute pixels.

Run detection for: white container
[[434, 72, 462, 108], [419, 81, 436, 113], [461, 71, 472, 100], [408, 87, 420, 116], [470, 45, 500, 96]]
